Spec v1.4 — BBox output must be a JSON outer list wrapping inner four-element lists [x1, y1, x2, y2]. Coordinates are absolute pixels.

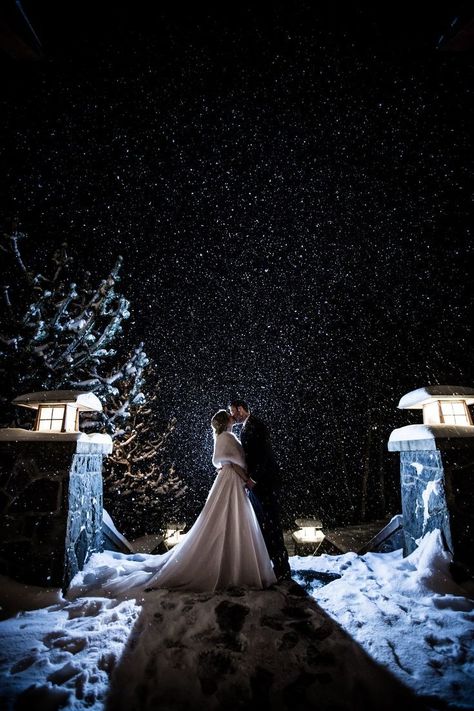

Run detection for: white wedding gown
[[76, 431, 276, 596], [142, 431, 276, 591]]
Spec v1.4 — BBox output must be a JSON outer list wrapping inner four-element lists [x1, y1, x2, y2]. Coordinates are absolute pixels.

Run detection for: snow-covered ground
[[0, 530, 473, 710], [293, 530, 474, 709]]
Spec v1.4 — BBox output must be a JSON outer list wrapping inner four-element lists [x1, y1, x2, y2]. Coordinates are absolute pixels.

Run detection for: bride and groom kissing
[[92, 399, 291, 595], [141, 398, 291, 592]]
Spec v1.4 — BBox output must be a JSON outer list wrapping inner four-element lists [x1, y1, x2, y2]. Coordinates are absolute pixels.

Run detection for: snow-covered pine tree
[[0, 226, 186, 538]]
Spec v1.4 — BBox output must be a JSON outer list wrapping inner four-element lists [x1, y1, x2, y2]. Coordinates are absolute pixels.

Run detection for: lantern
[[388, 385, 474, 577], [0, 390, 112, 589], [397, 385, 474, 427], [12, 390, 103, 433], [292, 517, 325, 555], [164, 522, 186, 548]]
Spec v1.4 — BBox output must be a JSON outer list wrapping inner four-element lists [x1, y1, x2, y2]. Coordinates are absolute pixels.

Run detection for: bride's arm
[[229, 462, 248, 483], [232, 463, 256, 488]]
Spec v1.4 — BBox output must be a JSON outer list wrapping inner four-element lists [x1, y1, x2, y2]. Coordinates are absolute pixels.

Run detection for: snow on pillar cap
[[397, 385, 474, 409], [12, 390, 103, 412]]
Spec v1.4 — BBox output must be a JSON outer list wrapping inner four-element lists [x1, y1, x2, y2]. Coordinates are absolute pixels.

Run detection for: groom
[[228, 399, 291, 582]]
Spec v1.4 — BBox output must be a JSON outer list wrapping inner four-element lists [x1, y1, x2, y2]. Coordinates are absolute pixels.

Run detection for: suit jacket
[[240, 414, 281, 497]]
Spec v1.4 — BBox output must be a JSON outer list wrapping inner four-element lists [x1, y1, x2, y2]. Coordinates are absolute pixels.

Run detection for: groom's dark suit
[[240, 414, 291, 581]]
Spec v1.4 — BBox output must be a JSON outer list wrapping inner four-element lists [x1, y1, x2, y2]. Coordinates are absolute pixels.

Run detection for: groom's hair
[[229, 399, 249, 412]]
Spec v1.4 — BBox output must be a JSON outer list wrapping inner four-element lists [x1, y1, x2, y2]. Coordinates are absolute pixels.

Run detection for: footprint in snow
[[47, 661, 81, 685], [66, 599, 107, 619], [43, 631, 87, 654], [424, 633, 455, 651], [10, 653, 40, 674]]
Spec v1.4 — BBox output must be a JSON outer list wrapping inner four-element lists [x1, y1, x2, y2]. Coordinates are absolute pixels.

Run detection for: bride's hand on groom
[[246, 478, 256, 490]]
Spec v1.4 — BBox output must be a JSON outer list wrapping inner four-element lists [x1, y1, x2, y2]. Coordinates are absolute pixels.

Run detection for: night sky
[[1, 2, 473, 528]]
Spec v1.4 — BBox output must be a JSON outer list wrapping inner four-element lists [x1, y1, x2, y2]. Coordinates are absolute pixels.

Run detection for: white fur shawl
[[212, 431, 247, 470]]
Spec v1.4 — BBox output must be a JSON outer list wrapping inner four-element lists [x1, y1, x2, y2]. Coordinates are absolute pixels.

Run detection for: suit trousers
[[248, 489, 291, 579]]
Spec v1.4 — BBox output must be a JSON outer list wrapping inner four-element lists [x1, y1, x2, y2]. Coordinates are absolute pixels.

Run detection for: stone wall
[[0, 440, 105, 589], [400, 447, 474, 574]]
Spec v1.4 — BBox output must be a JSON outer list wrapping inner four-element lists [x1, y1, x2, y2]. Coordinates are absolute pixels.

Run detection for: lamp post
[[0, 390, 112, 590], [388, 385, 474, 580]]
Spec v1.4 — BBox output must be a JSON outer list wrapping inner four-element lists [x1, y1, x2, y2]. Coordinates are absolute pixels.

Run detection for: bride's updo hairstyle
[[211, 409, 230, 437]]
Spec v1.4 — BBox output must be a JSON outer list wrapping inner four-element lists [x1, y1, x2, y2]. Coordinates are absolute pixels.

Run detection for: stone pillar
[[0, 439, 109, 590], [389, 435, 474, 577]]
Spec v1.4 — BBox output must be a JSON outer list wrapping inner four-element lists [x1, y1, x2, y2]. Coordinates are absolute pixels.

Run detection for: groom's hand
[[246, 478, 256, 490]]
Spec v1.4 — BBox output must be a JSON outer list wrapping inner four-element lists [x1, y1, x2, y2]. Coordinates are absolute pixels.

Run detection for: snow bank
[[292, 529, 474, 708]]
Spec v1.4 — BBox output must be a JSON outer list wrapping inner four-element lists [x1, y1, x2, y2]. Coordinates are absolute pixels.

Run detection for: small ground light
[[164, 523, 186, 549], [292, 518, 325, 555]]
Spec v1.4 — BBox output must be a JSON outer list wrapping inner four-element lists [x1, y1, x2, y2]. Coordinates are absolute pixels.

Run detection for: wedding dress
[[140, 430, 276, 591], [74, 431, 276, 596], [141, 431, 276, 591]]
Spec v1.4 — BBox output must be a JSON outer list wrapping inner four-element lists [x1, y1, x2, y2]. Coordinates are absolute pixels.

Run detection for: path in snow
[[2, 530, 471, 710], [104, 580, 425, 711], [1, 579, 426, 711]]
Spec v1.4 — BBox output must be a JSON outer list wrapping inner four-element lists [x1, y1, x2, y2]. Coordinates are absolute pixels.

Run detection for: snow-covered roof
[[0, 428, 112, 452], [398, 385, 474, 409], [12, 390, 103, 412], [388, 424, 474, 451]]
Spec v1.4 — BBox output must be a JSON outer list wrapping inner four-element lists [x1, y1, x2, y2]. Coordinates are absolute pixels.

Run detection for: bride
[[71, 409, 277, 596], [143, 409, 276, 591]]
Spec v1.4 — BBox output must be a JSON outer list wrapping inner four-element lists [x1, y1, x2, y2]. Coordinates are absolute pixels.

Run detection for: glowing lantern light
[[292, 518, 325, 555], [397, 386, 474, 427], [164, 522, 186, 549], [12, 390, 103, 433]]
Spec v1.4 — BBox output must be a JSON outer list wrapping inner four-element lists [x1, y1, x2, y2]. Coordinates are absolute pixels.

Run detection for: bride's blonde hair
[[211, 409, 230, 436]]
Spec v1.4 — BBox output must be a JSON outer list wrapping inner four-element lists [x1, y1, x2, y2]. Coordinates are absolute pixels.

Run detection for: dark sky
[[1, 2, 473, 527]]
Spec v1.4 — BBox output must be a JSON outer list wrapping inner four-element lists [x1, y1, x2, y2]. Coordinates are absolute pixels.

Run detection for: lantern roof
[[295, 518, 323, 529], [398, 385, 474, 410], [12, 390, 103, 412]]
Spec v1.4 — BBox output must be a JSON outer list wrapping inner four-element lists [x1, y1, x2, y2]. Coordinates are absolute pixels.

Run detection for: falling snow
[[0, 4, 473, 526]]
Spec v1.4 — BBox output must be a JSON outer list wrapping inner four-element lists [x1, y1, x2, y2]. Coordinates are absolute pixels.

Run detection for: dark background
[[1, 1, 473, 529]]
